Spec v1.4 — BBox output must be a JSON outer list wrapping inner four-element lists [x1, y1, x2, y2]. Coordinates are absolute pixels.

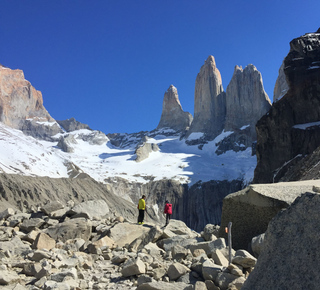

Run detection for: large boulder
[[108, 222, 149, 248], [242, 192, 320, 289], [44, 218, 92, 242], [219, 180, 320, 249], [70, 199, 110, 219]]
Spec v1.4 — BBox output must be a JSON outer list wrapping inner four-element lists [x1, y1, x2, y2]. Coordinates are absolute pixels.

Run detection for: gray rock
[[135, 137, 159, 163], [20, 217, 45, 232], [251, 233, 265, 258], [188, 238, 226, 256], [70, 199, 109, 219], [165, 219, 194, 236], [216, 271, 239, 290], [51, 268, 77, 282], [57, 117, 91, 132], [167, 262, 190, 281], [171, 245, 188, 261], [0, 236, 31, 256], [121, 257, 146, 277], [242, 192, 320, 289], [211, 248, 229, 267], [157, 235, 199, 252], [45, 218, 92, 242], [202, 224, 219, 241], [219, 180, 320, 249], [232, 250, 256, 268], [136, 281, 190, 290], [0, 269, 20, 285], [0, 208, 15, 220], [29, 249, 52, 261], [57, 134, 77, 153], [202, 259, 223, 281], [108, 222, 149, 248], [41, 201, 65, 216]]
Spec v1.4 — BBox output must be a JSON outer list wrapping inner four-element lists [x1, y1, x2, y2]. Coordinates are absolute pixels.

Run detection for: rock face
[[219, 179, 320, 250], [225, 65, 271, 137], [157, 85, 193, 131], [254, 29, 320, 183], [189, 56, 226, 138], [57, 117, 91, 132], [0, 65, 62, 139], [242, 192, 320, 289], [273, 60, 289, 102]]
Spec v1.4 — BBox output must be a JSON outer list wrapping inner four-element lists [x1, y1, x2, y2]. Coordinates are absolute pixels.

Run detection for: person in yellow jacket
[[137, 195, 146, 224]]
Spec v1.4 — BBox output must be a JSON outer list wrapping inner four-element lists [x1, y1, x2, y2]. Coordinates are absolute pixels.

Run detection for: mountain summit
[[157, 85, 192, 131], [0, 65, 62, 140]]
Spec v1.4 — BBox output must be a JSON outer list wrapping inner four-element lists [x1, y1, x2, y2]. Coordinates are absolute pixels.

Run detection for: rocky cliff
[[0, 65, 62, 140], [254, 28, 320, 183], [157, 85, 193, 131]]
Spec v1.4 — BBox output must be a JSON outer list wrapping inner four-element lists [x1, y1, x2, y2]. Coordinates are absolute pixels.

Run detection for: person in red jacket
[[163, 200, 172, 226]]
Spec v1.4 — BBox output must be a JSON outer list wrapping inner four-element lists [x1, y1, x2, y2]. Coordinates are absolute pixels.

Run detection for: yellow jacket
[[138, 198, 146, 210]]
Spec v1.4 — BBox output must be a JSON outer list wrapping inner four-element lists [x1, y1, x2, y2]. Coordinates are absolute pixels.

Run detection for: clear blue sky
[[1, 1, 319, 134]]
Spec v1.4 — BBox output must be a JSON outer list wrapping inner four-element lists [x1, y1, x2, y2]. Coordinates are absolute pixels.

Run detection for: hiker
[[163, 200, 172, 226], [137, 195, 146, 224]]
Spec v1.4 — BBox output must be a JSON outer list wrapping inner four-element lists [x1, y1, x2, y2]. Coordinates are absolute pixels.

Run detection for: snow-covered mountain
[[0, 122, 256, 187]]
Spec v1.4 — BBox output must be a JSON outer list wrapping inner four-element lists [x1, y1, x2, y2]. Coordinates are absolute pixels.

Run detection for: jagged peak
[[166, 84, 177, 93], [204, 55, 216, 67]]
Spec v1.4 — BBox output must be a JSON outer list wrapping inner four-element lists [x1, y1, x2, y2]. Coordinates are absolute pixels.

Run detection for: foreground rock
[[0, 204, 254, 289], [242, 192, 320, 289], [219, 180, 320, 249]]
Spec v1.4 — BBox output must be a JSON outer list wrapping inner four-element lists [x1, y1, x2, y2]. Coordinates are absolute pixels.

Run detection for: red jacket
[[164, 203, 172, 215]]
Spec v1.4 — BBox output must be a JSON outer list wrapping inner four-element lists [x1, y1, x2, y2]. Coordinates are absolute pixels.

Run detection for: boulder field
[[0, 199, 256, 290]]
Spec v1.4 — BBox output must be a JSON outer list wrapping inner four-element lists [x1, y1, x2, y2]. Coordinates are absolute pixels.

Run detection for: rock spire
[[157, 85, 192, 131], [188, 56, 226, 138], [225, 64, 271, 136]]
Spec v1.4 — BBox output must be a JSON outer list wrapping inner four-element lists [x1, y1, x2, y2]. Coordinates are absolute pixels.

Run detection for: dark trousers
[[165, 213, 171, 225], [138, 210, 145, 223]]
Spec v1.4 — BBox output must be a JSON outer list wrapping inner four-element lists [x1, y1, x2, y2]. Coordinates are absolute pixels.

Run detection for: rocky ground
[[0, 199, 257, 290]]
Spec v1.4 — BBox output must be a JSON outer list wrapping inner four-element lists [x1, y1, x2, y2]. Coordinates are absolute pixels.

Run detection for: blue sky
[[1, 1, 319, 134]]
